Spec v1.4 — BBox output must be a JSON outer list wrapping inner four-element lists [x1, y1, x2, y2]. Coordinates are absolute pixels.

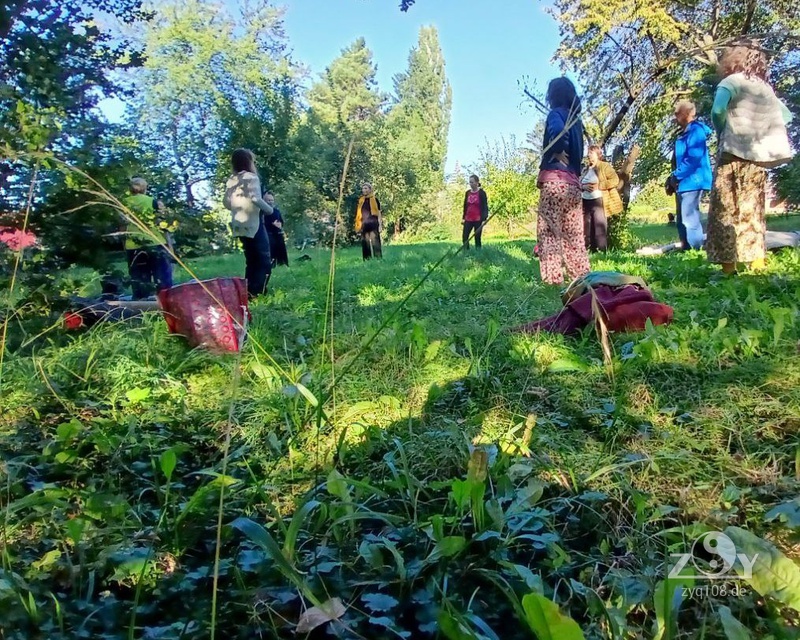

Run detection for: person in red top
[[462, 174, 489, 249]]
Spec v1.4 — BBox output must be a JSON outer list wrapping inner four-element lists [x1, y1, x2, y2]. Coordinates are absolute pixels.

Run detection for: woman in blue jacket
[[535, 77, 590, 285], [667, 100, 713, 250]]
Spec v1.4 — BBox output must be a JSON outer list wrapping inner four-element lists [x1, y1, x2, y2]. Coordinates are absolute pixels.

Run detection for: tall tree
[[391, 26, 452, 186], [284, 38, 386, 243], [386, 26, 452, 229], [0, 0, 146, 208], [126, 0, 296, 207]]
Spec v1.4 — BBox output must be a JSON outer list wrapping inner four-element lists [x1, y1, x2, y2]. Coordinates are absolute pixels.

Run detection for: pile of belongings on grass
[[511, 271, 674, 336], [63, 277, 251, 353]]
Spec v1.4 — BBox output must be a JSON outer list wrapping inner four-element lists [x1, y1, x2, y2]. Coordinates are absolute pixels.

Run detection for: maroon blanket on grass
[[513, 284, 673, 336]]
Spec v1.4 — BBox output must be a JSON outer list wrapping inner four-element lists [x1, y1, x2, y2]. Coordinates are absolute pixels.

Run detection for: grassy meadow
[[2, 217, 800, 639]]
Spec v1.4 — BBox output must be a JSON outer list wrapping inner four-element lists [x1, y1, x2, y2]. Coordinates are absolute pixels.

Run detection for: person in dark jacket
[[667, 100, 713, 250], [665, 146, 688, 250], [462, 174, 489, 249], [263, 192, 289, 267], [535, 77, 590, 285]]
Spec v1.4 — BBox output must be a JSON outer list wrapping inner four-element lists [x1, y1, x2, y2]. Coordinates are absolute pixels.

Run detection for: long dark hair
[[546, 77, 581, 114], [231, 148, 256, 173]]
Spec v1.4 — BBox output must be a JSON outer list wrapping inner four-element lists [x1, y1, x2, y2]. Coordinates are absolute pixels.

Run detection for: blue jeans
[[127, 246, 173, 299], [679, 190, 705, 250]]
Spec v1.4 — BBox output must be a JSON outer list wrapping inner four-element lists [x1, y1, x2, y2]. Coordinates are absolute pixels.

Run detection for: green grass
[[2, 217, 800, 639]]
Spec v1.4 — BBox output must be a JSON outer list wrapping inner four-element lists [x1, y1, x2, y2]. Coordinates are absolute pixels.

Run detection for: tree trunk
[[607, 144, 641, 250], [170, 125, 195, 208], [613, 144, 641, 212]]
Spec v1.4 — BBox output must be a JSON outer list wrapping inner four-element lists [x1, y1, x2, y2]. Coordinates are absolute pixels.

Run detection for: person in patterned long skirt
[[707, 45, 794, 274], [535, 77, 590, 286]]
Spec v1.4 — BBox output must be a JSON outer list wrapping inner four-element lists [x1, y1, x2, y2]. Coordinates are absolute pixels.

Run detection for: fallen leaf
[[296, 598, 346, 634]]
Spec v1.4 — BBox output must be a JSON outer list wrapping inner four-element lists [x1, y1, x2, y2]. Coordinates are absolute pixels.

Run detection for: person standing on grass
[[665, 145, 688, 251], [535, 76, 590, 286], [263, 192, 289, 267], [462, 174, 489, 250], [354, 182, 383, 260], [580, 145, 622, 252], [122, 177, 174, 300], [223, 148, 273, 299], [706, 45, 794, 275], [665, 100, 713, 251]]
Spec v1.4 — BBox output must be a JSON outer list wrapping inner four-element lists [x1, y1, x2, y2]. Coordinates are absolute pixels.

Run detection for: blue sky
[[100, 1, 567, 175], [282, 0, 565, 174]]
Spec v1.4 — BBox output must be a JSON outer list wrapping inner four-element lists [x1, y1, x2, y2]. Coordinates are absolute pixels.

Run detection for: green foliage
[[129, 0, 298, 207], [473, 136, 539, 236], [653, 569, 694, 640], [0, 0, 146, 156], [607, 210, 635, 251], [548, 0, 800, 185], [385, 26, 452, 230], [724, 526, 800, 612], [3, 2, 456, 261], [0, 0, 148, 268], [285, 38, 385, 245], [632, 179, 675, 216], [521, 593, 585, 639], [719, 605, 753, 640], [284, 28, 453, 243], [775, 156, 800, 208]]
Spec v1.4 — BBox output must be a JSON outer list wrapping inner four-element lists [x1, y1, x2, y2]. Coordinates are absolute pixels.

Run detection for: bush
[[775, 155, 800, 209], [630, 179, 675, 221], [171, 206, 230, 257], [608, 209, 636, 251]]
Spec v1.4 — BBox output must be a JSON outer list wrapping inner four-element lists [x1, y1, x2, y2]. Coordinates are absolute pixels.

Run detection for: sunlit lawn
[[2, 213, 800, 638]]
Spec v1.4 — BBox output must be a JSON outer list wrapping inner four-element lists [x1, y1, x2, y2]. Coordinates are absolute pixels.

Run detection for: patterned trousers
[[537, 180, 591, 285], [706, 154, 766, 264]]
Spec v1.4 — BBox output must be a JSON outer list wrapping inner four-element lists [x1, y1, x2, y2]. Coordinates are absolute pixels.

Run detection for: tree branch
[[600, 30, 800, 145], [710, 0, 721, 39], [741, 0, 757, 35], [522, 88, 549, 115]]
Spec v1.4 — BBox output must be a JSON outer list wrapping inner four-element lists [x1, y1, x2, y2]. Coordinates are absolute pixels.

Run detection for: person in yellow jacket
[[354, 182, 382, 260], [121, 177, 177, 299], [580, 145, 623, 252]]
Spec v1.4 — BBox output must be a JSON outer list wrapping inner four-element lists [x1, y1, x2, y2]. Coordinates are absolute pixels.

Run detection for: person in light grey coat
[[223, 148, 274, 298]]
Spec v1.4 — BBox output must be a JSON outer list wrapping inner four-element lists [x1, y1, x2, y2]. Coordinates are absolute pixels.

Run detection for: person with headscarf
[[706, 45, 794, 274]]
